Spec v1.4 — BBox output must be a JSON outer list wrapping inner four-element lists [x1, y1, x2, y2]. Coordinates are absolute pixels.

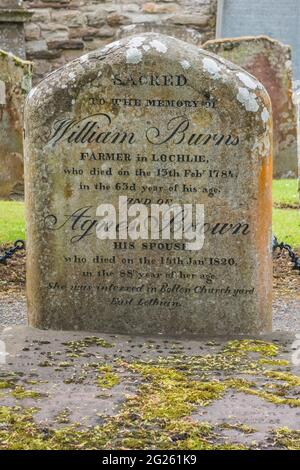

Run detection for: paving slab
[[0, 325, 300, 449]]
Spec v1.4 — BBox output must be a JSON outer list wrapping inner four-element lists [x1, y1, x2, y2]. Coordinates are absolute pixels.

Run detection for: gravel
[[0, 297, 27, 326]]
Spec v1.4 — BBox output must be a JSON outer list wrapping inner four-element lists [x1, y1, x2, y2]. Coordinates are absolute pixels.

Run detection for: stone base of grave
[[0, 325, 300, 450]]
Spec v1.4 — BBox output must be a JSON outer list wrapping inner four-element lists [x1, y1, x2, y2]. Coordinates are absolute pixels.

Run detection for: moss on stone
[[223, 339, 278, 357], [259, 358, 290, 366], [273, 428, 300, 450], [54, 408, 71, 425], [0, 48, 32, 69], [0, 381, 12, 389], [37, 360, 53, 367], [62, 336, 114, 357], [230, 383, 300, 407], [11, 386, 45, 400], [97, 366, 120, 389], [220, 422, 257, 434], [124, 363, 227, 420], [264, 370, 300, 387], [57, 362, 72, 368]]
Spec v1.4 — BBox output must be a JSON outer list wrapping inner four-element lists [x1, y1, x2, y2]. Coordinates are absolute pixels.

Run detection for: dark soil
[[0, 243, 26, 298]]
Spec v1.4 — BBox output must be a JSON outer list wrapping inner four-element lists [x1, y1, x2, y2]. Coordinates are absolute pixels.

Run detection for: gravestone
[[203, 36, 298, 178], [25, 34, 273, 336], [293, 87, 300, 184], [0, 49, 32, 199], [117, 24, 202, 46], [0, 0, 31, 59], [216, 0, 300, 80]]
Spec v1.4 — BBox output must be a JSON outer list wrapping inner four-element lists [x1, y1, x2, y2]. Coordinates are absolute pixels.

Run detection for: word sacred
[[112, 73, 187, 86]]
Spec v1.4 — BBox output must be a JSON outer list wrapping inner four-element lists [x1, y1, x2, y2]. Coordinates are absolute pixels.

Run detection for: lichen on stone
[[96, 365, 120, 389], [273, 428, 300, 450], [11, 386, 45, 400]]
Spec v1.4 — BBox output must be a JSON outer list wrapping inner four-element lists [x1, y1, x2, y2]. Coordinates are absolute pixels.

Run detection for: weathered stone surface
[[216, 0, 300, 80], [0, 0, 32, 59], [26, 39, 61, 59], [203, 36, 298, 178], [107, 12, 130, 27], [25, 33, 272, 336], [24, 22, 41, 40], [293, 87, 300, 182], [169, 14, 210, 27], [0, 50, 32, 199], [85, 7, 107, 27], [117, 23, 202, 46], [0, 23, 27, 59], [47, 39, 84, 50], [30, 8, 51, 23], [51, 10, 86, 27], [142, 2, 179, 14], [0, 0, 24, 8]]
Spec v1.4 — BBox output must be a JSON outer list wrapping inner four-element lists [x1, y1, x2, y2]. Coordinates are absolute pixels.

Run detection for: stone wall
[[23, 0, 216, 83]]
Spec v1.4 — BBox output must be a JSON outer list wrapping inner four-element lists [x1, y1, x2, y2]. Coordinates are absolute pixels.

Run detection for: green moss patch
[[97, 366, 120, 389], [273, 428, 300, 450], [11, 386, 46, 400]]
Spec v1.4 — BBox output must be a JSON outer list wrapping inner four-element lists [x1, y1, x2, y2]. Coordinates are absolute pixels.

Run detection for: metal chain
[[0, 240, 25, 265], [272, 235, 300, 275]]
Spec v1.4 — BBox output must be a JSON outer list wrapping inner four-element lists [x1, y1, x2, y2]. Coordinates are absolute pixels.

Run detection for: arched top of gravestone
[[203, 35, 291, 56], [26, 33, 271, 141]]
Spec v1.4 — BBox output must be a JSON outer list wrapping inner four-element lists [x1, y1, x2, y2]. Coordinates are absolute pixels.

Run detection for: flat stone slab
[[1, 325, 300, 450]]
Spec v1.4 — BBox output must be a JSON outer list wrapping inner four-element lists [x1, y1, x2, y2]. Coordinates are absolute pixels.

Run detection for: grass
[[0, 180, 299, 247], [0, 201, 25, 244], [272, 179, 299, 247], [273, 179, 299, 207], [273, 208, 300, 248]]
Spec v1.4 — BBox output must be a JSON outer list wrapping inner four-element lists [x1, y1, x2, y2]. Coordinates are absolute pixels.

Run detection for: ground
[[1, 327, 300, 450], [0, 179, 299, 450]]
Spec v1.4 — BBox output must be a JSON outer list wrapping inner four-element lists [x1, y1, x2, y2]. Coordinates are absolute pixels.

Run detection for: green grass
[[272, 179, 299, 248], [273, 208, 300, 249], [273, 179, 299, 207], [0, 180, 299, 248], [0, 201, 25, 244]]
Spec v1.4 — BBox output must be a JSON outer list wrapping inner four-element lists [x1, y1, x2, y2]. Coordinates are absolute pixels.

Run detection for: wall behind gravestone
[[23, 0, 217, 83], [217, 0, 300, 80]]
